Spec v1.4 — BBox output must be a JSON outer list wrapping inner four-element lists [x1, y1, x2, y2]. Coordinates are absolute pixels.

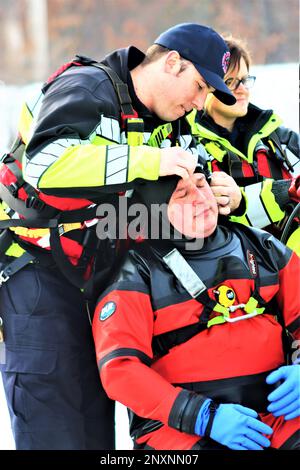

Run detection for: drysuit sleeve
[[92, 252, 206, 434]]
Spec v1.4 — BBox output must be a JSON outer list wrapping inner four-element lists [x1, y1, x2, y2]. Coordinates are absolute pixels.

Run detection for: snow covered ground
[[0, 62, 299, 450]]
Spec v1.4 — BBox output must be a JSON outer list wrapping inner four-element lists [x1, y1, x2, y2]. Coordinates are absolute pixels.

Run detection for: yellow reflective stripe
[[38, 144, 107, 188], [9, 223, 82, 239], [5, 243, 26, 257], [9, 227, 49, 238], [93, 136, 117, 145], [195, 125, 246, 161], [229, 189, 250, 226], [286, 227, 300, 256], [0, 204, 10, 221], [18, 103, 33, 145], [204, 141, 226, 161], [127, 146, 161, 182], [230, 213, 250, 226], [127, 131, 143, 146], [147, 123, 173, 147], [261, 179, 285, 223], [185, 109, 198, 133]]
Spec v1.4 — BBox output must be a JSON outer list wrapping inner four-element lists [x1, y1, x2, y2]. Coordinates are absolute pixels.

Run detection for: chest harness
[[0, 56, 156, 289], [145, 241, 289, 361]]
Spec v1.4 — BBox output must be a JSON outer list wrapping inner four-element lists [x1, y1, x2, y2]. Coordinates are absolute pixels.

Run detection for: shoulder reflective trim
[[185, 109, 198, 134], [24, 137, 85, 187], [204, 141, 226, 161], [163, 248, 206, 298], [98, 347, 152, 371], [94, 115, 121, 143], [244, 182, 271, 228], [18, 103, 33, 145], [247, 113, 283, 162], [105, 145, 129, 184], [196, 125, 247, 161]]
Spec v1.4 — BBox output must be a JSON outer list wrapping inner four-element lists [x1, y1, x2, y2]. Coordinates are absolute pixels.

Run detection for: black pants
[[0, 263, 114, 450]]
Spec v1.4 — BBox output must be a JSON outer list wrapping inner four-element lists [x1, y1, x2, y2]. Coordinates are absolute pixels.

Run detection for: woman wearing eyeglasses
[[190, 36, 300, 254]]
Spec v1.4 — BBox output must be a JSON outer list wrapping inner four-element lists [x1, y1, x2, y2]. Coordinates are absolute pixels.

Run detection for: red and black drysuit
[[93, 223, 300, 450]]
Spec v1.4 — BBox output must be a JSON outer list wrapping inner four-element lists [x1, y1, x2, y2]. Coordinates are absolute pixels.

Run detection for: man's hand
[[210, 172, 242, 215], [159, 148, 197, 180]]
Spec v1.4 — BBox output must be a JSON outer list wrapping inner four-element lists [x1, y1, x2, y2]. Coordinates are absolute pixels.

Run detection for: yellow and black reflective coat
[[1, 47, 201, 267], [188, 104, 300, 253]]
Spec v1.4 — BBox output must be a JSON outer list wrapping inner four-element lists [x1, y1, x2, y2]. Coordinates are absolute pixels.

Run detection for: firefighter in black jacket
[[93, 171, 300, 450], [0, 24, 238, 449]]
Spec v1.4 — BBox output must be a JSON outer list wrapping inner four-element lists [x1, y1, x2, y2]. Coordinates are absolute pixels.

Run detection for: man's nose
[[190, 186, 205, 204], [192, 91, 208, 111]]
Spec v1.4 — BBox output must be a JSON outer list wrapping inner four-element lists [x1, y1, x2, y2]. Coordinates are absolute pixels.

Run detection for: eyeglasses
[[225, 75, 256, 91]]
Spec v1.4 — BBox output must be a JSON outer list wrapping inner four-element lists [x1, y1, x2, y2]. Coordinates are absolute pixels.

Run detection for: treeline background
[[0, 0, 299, 84]]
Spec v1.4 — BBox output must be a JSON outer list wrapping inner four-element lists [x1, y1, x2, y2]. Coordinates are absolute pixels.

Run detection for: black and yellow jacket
[[188, 105, 299, 250], [0, 47, 201, 274]]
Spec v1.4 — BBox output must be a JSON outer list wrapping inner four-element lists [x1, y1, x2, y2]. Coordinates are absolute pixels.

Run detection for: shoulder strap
[[268, 131, 294, 173]]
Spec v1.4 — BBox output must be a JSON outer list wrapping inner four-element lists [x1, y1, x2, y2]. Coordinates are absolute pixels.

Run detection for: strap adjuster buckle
[[0, 270, 10, 286], [25, 196, 45, 211], [8, 182, 19, 197]]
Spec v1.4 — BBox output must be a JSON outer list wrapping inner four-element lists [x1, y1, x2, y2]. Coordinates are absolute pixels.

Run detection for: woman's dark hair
[[223, 35, 252, 72]]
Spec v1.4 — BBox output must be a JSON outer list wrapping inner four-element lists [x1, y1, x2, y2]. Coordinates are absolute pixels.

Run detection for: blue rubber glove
[[266, 365, 300, 420], [195, 401, 273, 450]]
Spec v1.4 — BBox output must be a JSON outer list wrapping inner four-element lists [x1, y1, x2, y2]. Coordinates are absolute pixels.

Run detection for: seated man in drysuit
[[92, 168, 300, 450]]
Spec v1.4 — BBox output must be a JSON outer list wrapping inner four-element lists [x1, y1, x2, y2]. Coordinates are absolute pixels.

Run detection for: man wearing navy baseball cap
[[154, 23, 236, 106], [131, 22, 236, 123]]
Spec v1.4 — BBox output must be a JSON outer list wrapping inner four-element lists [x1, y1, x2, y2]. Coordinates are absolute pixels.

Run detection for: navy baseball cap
[[154, 23, 236, 105]]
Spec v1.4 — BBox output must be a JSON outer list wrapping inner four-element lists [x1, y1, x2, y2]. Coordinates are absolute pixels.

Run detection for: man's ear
[[164, 50, 181, 75]]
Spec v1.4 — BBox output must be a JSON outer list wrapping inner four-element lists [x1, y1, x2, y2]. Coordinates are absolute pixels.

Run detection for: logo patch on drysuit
[[213, 285, 236, 308], [247, 251, 258, 278], [99, 301, 116, 321]]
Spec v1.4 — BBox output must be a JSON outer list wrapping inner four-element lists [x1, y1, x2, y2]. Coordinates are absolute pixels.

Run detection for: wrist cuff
[[168, 389, 208, 435]]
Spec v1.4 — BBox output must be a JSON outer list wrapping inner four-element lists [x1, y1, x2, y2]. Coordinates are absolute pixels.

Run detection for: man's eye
[[198, 84, 203, 91], [176, 189, 187, 197]]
